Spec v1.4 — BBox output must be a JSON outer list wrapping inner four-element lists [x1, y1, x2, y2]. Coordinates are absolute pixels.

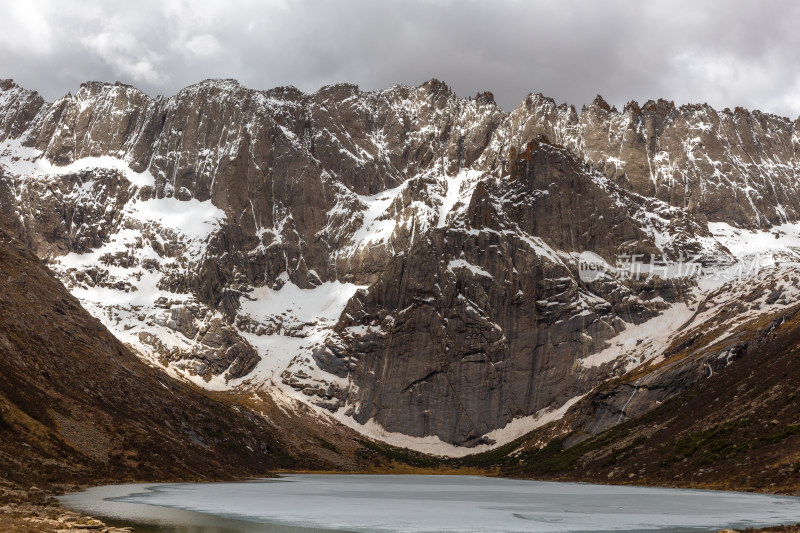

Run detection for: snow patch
[[228, 280, 365, 386], [125, 197, 225, 240], [580, 303, 693, 369], [709, 221, 800, 264], [437, 169, 480, 228], [447, 259, 492, 278], [0, 138, 155, 187], [330, 395, 584, 458]]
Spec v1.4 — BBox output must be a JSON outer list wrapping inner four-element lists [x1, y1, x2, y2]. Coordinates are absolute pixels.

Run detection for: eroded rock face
[[319, 140, 702, 444], [0, 77, 797, 447]]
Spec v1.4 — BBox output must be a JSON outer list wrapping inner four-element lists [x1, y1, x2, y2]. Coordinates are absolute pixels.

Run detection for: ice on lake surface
[[59, 474, 800, 533]]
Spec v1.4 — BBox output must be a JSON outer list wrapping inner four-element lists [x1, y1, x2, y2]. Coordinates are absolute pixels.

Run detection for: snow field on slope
[[227, 279, 365, 387], [0, 139, 156, 187]]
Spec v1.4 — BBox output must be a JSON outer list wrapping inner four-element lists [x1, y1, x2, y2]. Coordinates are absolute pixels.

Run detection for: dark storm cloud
[[2, 0, 800, 117]]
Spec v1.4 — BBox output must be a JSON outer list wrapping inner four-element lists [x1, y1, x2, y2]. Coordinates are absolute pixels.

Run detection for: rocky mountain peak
[[622, 100, 641, 115], [420, 77, 453, 97], [588, 94, 613, 112], [475, 91, 495, 106], [640, 97, 675, 115], [2, 77, 800, 452]]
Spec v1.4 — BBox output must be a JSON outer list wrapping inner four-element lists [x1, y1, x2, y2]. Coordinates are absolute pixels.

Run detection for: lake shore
[[5, 473, 800, 533], [40, 476, 800, 533]]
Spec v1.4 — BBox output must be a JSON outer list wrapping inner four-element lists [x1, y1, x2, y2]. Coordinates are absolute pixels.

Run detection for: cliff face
[[320, 141, 707, 445], [1, 77, 798, 449]]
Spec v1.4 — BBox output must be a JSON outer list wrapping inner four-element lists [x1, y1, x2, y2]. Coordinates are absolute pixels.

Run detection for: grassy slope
[[0, 218, 298, 490]]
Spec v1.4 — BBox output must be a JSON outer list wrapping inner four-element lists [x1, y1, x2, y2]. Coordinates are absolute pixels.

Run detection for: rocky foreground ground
[[0, 485, 131, 533]]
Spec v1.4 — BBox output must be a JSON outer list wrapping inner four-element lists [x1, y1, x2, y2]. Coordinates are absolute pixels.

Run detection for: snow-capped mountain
[[2, 77, 799, 453]]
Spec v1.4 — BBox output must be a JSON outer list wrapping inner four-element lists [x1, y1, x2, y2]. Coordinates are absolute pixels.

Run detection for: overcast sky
[[2, 0, 799, 117]]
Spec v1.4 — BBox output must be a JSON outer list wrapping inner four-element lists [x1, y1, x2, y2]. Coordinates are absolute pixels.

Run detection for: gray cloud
[[2, 0, 799, 118]]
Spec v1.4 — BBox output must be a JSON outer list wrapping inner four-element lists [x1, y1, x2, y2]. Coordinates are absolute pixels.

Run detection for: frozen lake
[[59, 474, 800, 533]]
